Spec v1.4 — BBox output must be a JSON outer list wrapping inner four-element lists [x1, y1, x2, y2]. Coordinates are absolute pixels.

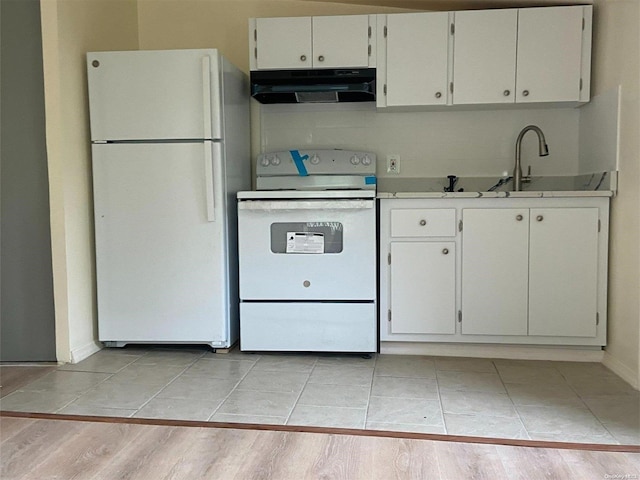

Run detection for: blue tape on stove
[[290, 150, 309, 176], [365, 176, 377, 185]]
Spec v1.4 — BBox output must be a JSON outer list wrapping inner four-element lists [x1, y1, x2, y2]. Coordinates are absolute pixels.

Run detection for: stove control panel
[[256, 149, 376, 177]]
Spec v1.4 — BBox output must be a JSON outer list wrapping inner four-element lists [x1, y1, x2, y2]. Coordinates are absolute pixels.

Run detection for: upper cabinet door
[[384, 12, 450, 107], [255, 17, 312, 70], [452, 9, 518, 105], [312, 15, 370, 68], [516, 6, 585, 103], [87, 49, 222, 141]]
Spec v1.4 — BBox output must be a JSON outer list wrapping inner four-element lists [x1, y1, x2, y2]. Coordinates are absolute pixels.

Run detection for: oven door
[[238, 199, 376, 300]]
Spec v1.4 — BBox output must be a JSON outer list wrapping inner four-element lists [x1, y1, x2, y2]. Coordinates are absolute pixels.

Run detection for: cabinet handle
[[300, 55, 307, 61], [516, 214, 523, 221], [503, 89, 510, 96], [419, 219, 427, 226], [435, 91, 442, 99], [522, 89, 530, 97], [536, 215, 544, 222], [442, 248, 449, 255], [318, 55, 325, 62]]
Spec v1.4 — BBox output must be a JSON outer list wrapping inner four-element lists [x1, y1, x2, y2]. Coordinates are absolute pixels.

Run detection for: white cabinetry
[[515, 6, 589, 103], [380, 202, 457, 339], [452, 6, 590, 105], [452, 9, 518, 105], [460, 208, 529, 335], [461, 207, 600, 337], [250, 15, 373, 70], [453, 6, 592, 105], [377, 12, 450, 108], [377, 5, 592, 109], [528, 208, 599, 336], [379, 197, 608, 347]]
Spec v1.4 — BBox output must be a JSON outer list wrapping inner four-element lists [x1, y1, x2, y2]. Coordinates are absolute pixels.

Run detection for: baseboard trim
[[69, 341, 102, 364], [380, 342, 605, 362], [1, 411, 637, 453], [602, 351, 639, 389]]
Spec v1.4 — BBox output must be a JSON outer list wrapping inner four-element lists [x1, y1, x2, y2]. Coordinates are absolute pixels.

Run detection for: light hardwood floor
[[1, 415, 639, 480]]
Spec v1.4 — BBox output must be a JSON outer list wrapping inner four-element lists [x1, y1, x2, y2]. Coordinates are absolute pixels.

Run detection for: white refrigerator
[[87, 49, 250, 349]]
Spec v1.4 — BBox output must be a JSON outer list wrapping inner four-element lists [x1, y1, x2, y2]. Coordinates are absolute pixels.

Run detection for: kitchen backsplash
[[257, 88, 619, 181], [259, 102, 580, 178]]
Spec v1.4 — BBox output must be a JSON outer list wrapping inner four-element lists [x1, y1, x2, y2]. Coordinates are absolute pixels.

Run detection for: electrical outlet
[[387, 154, 400, 174]]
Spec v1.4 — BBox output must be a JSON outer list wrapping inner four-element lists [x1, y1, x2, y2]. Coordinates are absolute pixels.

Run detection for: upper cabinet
[[515, 6, 589, 103], [377, 12, 450, 108], [250, 15, 374, 70], [377, 5, 592, 110], [452, 9, 518, 105]]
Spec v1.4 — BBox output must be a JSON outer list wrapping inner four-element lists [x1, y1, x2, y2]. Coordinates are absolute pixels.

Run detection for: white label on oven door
[[286, 232, 324, 254]]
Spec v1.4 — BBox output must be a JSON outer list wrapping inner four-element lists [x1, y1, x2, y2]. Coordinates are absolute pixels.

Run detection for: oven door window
[[270, 222, 343, 254]]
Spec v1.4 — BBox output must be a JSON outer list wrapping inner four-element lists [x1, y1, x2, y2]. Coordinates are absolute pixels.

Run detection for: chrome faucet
[[513, 125, 549, 191]]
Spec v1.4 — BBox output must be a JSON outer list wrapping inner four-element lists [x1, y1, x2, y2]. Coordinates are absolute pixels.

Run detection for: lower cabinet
[[461, 207, 600, 337], [379, 197, 609, 346], [390, 241, 456, 335]]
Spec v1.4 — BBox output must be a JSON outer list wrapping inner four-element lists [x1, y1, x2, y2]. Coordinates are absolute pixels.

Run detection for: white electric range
[[237, 149, 377, 353]]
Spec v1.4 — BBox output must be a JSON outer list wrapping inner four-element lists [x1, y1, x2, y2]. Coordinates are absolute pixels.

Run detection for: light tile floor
[[1, 346, 638, 445]]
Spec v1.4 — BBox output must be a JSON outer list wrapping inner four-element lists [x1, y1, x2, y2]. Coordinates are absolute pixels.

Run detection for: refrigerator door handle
[[202, 56, 213, 139], [204, 143, 215, 222]]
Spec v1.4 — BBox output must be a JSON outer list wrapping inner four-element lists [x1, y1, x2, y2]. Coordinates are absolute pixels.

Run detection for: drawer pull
[[536, 215, 544, 222], [303, 280, 310, 287], [516, 215, 523, 221], [442, 248, 449, 255], [419, 219, 427, 226]]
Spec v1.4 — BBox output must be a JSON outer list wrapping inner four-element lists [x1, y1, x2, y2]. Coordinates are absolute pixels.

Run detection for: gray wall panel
[[1, 0, 56, 361]]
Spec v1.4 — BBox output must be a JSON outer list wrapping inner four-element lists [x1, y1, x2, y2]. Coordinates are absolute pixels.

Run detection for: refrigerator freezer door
[[92, 142, 230, 345], [87, 49, 222, 141]]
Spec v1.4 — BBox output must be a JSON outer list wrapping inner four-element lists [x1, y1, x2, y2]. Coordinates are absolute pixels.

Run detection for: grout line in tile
[[494, 360, 532, 441], [117, 361, 198, 415], [284, 357, 319, 425], [435, 369, 448, 435], [206, 354, 268, 421], [363, 361, 375, 430]]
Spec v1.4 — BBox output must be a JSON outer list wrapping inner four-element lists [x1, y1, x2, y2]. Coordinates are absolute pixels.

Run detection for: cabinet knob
[[303, 280, 311, 287], [318, 55, 325, 62], [300, 55, 307, 61], [419, 219, 427, 226], [442, 248, 449, 255], [516, 214, 523, 221], [522, 90, 530, 97], [435, 91, 442, 99], [536, 215, 544, 222], [503, 89, 510, 96]]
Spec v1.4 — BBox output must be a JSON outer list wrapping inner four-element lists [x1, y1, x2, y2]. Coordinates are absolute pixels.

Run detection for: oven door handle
[[238, 200, 375, 211]]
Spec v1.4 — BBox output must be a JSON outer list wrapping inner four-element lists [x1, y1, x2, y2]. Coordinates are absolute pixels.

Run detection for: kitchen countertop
[[376, 172, 617, 199], [377, 190, 614, 199]]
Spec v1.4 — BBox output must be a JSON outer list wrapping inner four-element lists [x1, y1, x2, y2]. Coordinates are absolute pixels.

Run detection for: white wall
[[260, 103, 580, 179], [592, 0, 640, 388]]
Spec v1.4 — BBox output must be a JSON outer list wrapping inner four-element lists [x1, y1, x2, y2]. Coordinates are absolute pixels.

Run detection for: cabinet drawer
[[390, 209, 456, 237]]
